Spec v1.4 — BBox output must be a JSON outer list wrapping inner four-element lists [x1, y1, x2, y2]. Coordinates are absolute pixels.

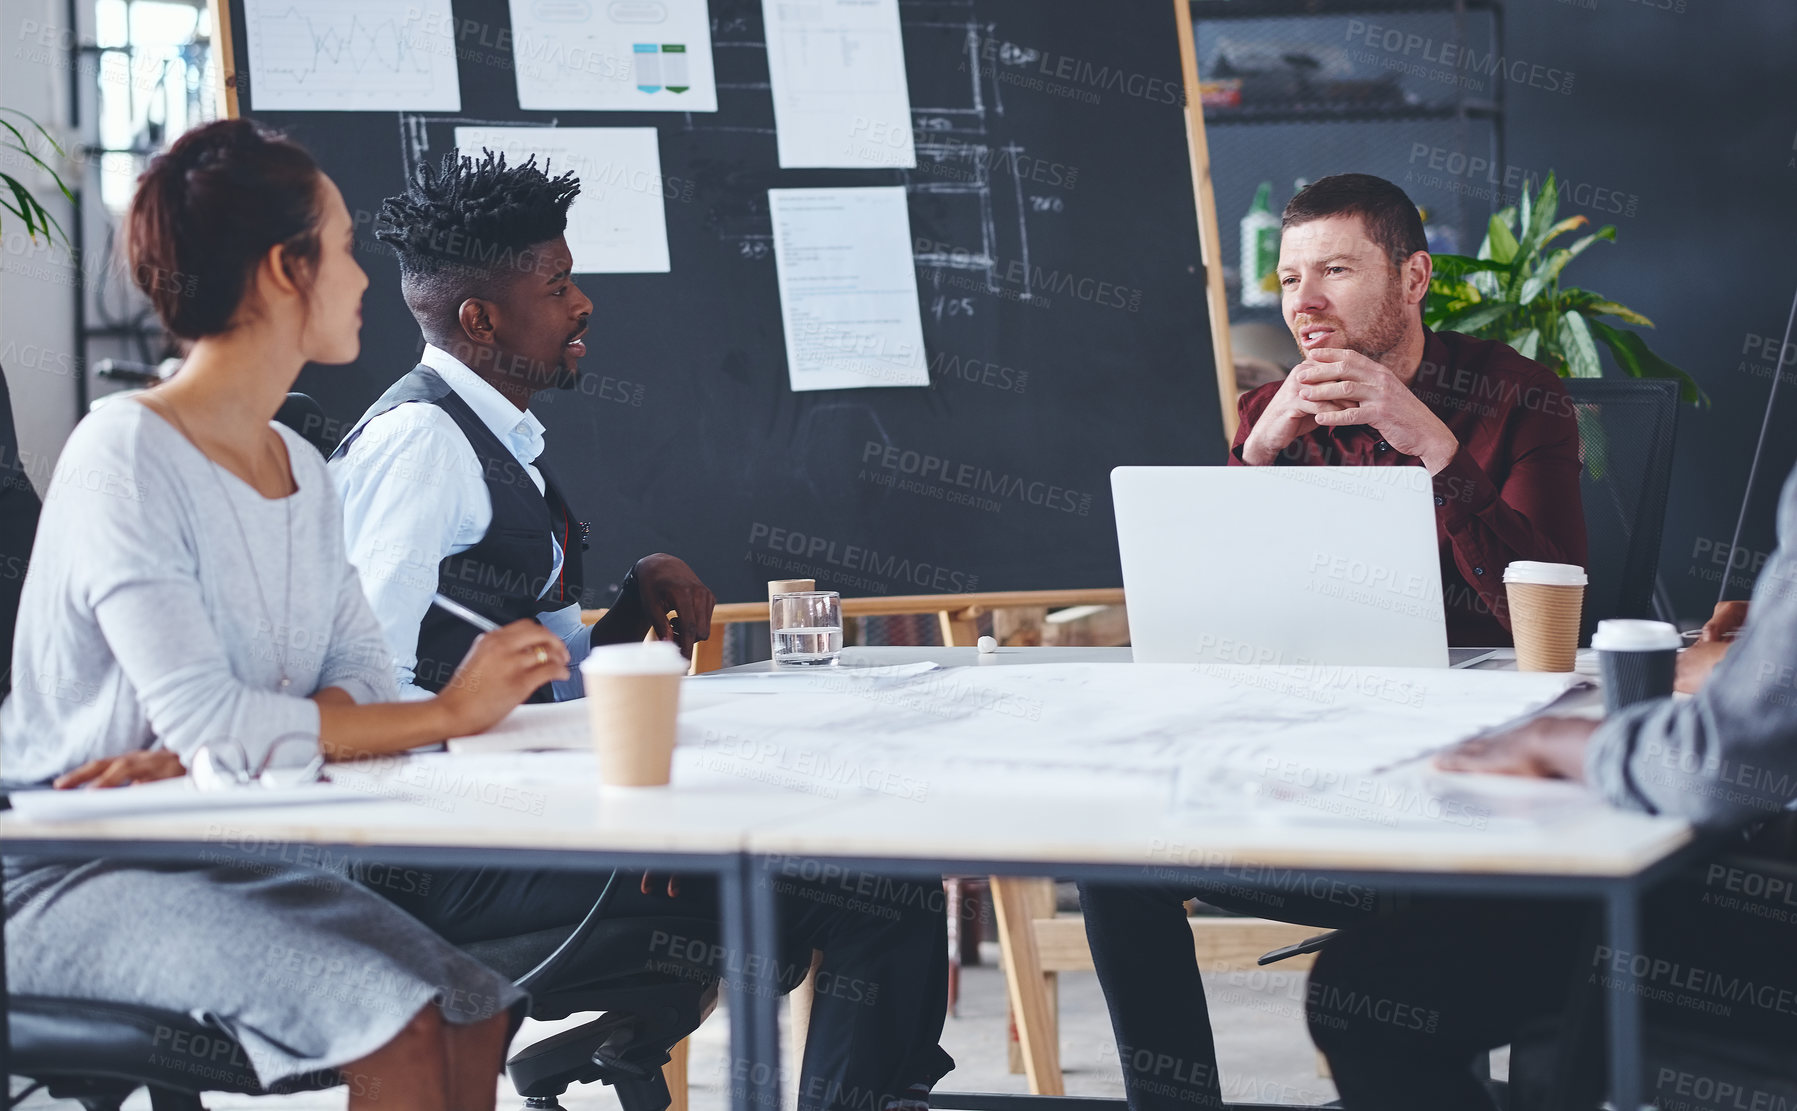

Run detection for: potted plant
[[2, 108, 70, 695], [2, 107, 73, 247], [1423, 171, 1702, 406]]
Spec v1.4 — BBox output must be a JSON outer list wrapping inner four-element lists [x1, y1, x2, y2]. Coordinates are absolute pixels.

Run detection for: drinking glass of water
[[770, 590, 843, 666]]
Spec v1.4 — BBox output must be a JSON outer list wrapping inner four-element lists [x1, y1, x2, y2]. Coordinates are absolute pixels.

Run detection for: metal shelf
[[1192, 0, 1498, 18], [1203, 101, 1499, 125]]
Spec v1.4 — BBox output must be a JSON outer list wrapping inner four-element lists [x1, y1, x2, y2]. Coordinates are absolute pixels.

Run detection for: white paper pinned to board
[[769, 187, 929, 391], [242, 0, 462, 112], [762, 0, 916, 169], [507, 0, 719, 113]]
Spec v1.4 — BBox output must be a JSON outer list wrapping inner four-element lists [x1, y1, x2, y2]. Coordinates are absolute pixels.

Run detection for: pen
[[430, 593, 500, 634]]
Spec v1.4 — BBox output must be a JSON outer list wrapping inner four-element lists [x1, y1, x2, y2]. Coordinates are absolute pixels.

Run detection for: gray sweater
[[0, 401, 398, 785], [1587, 463, 1797, 828]]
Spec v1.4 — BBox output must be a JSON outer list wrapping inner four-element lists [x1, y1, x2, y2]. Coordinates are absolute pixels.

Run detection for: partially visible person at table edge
[[1303, 462, 1797, 1110], [0, 118, 572, 1106]]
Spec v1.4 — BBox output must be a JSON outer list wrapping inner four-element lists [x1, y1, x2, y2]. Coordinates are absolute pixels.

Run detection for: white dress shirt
[[329, 345, 590, 700]]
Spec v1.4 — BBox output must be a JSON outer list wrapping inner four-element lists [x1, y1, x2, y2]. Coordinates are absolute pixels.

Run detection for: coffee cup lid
[[1591, 619, 1682, 651], [579, 640, 689, 676], [1502, 561, 1587, 586]]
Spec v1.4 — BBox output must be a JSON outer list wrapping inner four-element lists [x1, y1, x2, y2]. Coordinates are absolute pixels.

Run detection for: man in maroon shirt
[[1231, 173, 1586, 645], [1076, 176, 1589, 1111]]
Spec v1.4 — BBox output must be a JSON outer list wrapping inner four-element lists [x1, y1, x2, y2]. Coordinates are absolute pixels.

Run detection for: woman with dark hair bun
[[0, 119, 574, 1105]]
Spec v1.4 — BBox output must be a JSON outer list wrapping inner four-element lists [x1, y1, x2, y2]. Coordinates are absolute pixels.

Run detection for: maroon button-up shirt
[[1230, 328, 1587, 646]]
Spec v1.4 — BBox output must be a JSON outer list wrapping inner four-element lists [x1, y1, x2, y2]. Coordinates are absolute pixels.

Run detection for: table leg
[[990, 876, 1063, 1096], [946, 878, 962, 1018], [724, 854, 784, 1111], [664, 1036, 691, 1111], [1604, 882, 1645, 1111]]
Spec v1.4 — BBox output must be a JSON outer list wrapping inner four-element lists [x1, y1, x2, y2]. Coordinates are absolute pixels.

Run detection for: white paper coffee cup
[[580, 642, 687, 787], [1503, 562, 1587, 672], [1501, 562, 1589, 588]]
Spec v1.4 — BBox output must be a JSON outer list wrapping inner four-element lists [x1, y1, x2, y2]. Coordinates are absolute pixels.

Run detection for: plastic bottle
[[1418, 206, 1460, 255], [1239, 181, 1280, 307]]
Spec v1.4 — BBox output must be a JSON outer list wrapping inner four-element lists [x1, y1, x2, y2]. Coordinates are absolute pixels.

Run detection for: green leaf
[[1477, 207, 1517, 262], [1485, 213, 1520, 265], [1512, 327, 1541, 361], [2, 172, 66, 244], [1564, 226, 1616, 258], [0, 123, 72, 205], [1584, 299, 1654, 327], [1561, 310, 1601, 378], [1536, 214, 1589, 253], [1428, 277, 1483, 308], [1586, 317, 1706, 405], [1518, 267, 1555, 307], [3, 175, 48, 240], [1438, 301, 1513, 335], [1522, 172, 1560, 259], [0, 107, 69, 156], [1518, 228, 1615, 307], [0, 110, 74, 245], [1428, 254, 1507, 280]]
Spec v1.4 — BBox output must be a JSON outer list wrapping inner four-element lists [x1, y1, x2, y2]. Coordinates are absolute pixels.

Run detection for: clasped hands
[[1240, 348, 1459, 475]]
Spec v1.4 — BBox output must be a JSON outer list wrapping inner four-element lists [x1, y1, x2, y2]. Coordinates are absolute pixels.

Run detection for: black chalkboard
[[227, 0, 1224, 605]]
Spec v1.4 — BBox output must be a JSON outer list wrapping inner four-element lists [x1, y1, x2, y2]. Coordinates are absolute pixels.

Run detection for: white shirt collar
[[419, 344, 547, 467]]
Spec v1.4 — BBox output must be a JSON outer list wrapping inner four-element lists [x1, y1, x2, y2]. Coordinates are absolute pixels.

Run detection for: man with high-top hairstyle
[[331, 151, 712, 702], [329, 151, 955, 1111]]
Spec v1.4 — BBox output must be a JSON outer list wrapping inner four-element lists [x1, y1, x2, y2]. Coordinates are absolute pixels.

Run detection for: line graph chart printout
[[769, 187, 928, 391], [508, 0, 719, 112], [455, 126, 672, 273], [242, 0, 462, 111], [763, 0, 916, 169]]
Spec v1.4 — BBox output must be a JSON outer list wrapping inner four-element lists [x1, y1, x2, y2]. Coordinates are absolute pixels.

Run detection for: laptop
[[1111, 466, 1450, 667]]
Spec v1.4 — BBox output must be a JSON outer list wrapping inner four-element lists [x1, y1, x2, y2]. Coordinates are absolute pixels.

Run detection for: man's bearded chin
[[551, 365, 580, 390], [1340, 278, 1411, 363]]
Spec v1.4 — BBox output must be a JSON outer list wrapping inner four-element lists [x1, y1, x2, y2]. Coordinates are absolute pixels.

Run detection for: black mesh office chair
[[1563, 378, 1681, 641], [6, 868, 719, 1111]]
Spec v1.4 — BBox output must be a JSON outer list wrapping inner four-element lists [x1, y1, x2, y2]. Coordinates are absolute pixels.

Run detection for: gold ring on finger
[[535, 646, 549, 665]]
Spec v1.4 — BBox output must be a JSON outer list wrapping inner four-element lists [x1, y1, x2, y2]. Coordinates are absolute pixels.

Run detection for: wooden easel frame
[[1175, 0, 1241, 444], [208, 0, 241, 120]]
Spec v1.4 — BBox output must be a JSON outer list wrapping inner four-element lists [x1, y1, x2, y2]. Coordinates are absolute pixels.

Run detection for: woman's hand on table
[[54, 750, 186, 789], [1435, 717, 1598, 781], [437, 620, 570, 735]]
